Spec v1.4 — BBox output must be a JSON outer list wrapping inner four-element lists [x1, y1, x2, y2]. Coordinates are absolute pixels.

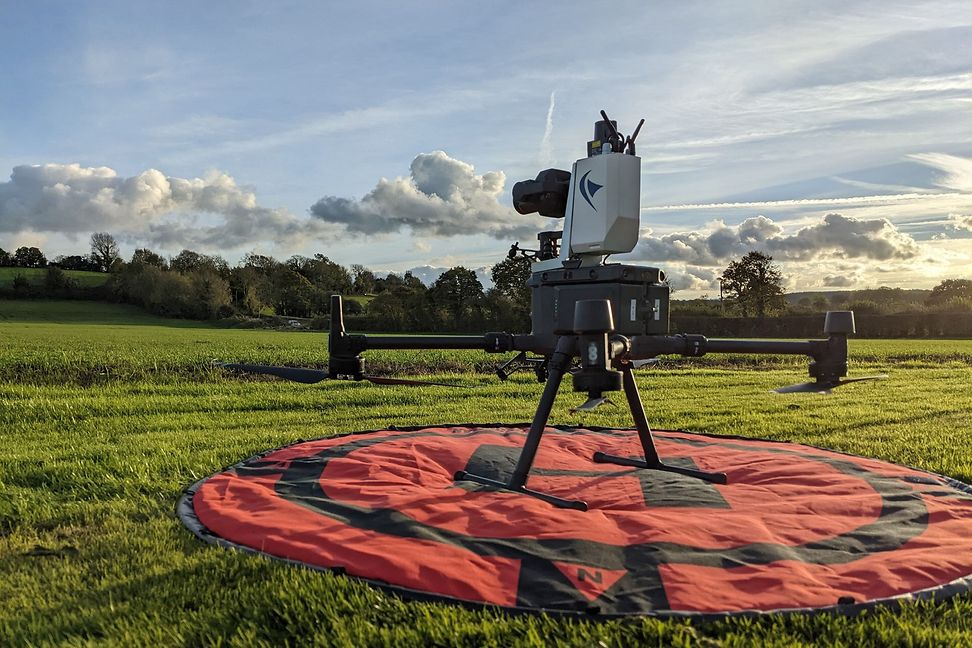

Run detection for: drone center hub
[[530, 264, 669, 352], [572, 368, 622, 394]]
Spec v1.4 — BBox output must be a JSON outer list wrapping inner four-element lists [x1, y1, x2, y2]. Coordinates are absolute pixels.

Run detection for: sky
[[1, 0, 970, 295]]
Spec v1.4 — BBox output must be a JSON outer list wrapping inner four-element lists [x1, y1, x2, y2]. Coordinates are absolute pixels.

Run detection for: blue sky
[[1, 0, 970, 294]]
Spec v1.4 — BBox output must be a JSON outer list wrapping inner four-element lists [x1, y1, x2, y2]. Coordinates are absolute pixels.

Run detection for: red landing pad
[[178, 425, 972, 618]]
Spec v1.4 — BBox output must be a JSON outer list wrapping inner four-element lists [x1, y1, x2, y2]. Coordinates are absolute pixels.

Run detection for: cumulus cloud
[[309, 151, 542, 240], [768, 213, 920, 260], [822, 274, 857, 288], [947, 213, 972, 231], [661, 265, 721, 293], [0, 162, 331, 249], [630, 213, 920, 265]]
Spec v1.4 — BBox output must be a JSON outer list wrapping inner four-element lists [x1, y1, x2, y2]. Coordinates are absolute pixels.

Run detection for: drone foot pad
[[179, 424, 972, 618]]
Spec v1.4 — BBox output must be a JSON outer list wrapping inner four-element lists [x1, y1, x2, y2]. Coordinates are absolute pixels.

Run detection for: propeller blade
[[835, 374, 888, 385], [774, 381, 835, 394], [571, 396, 614, 413], [774, 374, 888, 394], [362, 375, 475, 388], [218, 363, 329, 384], [631, 358, 661, 369], [217, 362, 475, 388]]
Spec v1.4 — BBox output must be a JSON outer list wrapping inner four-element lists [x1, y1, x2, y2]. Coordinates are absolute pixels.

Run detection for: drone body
[[224, 111, 884, 510]]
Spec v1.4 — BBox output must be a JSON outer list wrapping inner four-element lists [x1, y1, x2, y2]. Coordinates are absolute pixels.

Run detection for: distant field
[[0, 267, 108, 288], [2, 299, 972, 645]]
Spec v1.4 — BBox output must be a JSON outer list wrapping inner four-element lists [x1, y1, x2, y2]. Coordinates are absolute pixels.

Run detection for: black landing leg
[[592, 365, 728, 485], [454, 341, 589, 511]]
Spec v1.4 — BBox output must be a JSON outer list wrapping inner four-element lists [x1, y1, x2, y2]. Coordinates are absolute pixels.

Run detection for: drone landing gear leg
[[455, 342, 589, 511], [593, 365, 728, 485]]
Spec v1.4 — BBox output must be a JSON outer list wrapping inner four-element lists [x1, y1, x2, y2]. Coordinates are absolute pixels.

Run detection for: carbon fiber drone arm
[[325, 296, 535, 378], [625, 333, 849, 384]]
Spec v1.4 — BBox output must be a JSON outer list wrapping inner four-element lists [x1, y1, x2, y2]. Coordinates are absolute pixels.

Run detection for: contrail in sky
[[539, 91, 556, 166]]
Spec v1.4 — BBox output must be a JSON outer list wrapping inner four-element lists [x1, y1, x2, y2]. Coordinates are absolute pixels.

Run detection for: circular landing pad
[[179, 425, 972, 618]]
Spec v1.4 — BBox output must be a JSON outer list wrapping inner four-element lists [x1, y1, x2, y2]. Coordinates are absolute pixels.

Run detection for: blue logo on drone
[[578, 170, 603, 211]]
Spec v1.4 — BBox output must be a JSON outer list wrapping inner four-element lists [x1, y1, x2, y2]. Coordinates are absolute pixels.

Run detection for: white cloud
[[0, 163, 334, 250], [629, 213, 920, 265], [909, 153, 972, 192], [309, 151, 543, 239], [822, 274, 857, 288], [769, 213, 920, 260], [947, 213, 972, 231]]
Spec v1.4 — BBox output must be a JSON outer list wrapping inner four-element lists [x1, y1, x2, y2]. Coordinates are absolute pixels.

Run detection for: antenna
[[599, 110, 624, 152], [625, 118, 645, 155]]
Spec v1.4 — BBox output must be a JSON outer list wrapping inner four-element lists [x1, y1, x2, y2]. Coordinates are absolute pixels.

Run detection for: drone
[[222, 110, 885, 511]]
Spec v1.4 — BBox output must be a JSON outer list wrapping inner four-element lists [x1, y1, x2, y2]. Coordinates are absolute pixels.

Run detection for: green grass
[[2, 299, 972, 646], [0, 267, 109, 288]]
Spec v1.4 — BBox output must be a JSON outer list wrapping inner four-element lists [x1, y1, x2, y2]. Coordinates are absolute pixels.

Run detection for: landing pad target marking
[[179, 425, 972, 618]]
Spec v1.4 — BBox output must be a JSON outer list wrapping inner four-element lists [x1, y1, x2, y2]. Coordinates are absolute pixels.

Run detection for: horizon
[[2, 1, 970, 297]]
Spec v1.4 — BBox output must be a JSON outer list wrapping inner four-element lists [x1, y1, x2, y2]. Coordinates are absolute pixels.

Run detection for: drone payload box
[[565, 152, 641, 256], [528, 264, 669, 341]]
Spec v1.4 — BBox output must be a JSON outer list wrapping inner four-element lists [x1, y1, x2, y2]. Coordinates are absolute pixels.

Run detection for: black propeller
[[774, 374, 888, 394], [631, 358, 661, 369], [216, 362, 472, 388]]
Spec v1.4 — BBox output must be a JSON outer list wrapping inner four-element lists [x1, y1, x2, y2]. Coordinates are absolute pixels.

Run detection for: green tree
[[927, 279, 972, 309], [12, 272, 31, 295], [271, 268, 316, 317], [171, 250, 228, 275], [490, 255, 532, 330], [147, 271, 194, 317], [170, 249, 205, 273], [188, 269, 234, 319], [90, 232, 121, 272], [482, 288, 529, 331], [720, 251, 786, 318], [364, 271, 432, 331], [130, 248, 168, 269], [430, 267, 484, 329], [13, 246, 46, 268], [228, 266, 271, 315], [242, 253, 278, 272], [53, 254, 98, 271], [0, 247, 10, 266], [289, 254, 352, 295], [44, 266, 75, 295], [846, 299, 883, 315], [351, 264, 377, 295], [491, 256, 531, 304]]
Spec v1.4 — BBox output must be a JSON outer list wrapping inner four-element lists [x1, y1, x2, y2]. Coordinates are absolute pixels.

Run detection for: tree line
[[2, 236, 970, 331], [1, 233, 533, 332], [674, 251, 972, 317]]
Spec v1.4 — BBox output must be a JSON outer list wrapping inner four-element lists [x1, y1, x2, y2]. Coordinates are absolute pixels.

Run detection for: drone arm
[[625, 332, 849, 384], [627, 333, 833, 358], [702, 338, 819, 356], [330, 331, 535, 354]]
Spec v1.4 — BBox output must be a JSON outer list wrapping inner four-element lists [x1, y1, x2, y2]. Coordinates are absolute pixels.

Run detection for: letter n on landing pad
[[552, 562, 627, 601]]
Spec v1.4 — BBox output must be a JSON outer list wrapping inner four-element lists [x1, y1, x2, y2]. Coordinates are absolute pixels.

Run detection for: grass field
[[2, 300, 972, 646], [0, 267, 109, 288]]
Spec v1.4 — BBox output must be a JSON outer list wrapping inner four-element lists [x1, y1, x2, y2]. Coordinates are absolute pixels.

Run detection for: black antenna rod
[[599, 110, 624, 152], [626, 118, 645, 155]]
